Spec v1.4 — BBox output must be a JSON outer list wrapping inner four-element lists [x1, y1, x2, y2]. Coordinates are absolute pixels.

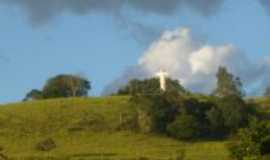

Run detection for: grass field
[[0, 96, 231, 160]]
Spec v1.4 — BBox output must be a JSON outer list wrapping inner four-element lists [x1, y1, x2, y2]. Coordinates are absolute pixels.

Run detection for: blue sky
[[0, 0, 270, 103]]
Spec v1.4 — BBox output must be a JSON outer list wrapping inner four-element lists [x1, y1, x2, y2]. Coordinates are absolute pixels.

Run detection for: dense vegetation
[[115, 67, 270, 160]]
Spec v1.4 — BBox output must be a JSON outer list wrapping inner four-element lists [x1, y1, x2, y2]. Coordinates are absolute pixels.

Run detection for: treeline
[[24, 67, 270, 101]]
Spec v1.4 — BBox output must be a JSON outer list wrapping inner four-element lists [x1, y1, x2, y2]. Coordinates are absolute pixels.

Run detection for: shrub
[[36, 138, 56, 151], [229, 120, 270, 160], [167, 113, 199, 140], [132, 91, 181, 133], [183, 97, 214, 137], [207, 95, 250, 137], [206, 107, 225, 136]]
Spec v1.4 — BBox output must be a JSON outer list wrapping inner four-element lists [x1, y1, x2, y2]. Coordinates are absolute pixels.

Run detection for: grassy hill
[[0, 96, 230, 160]]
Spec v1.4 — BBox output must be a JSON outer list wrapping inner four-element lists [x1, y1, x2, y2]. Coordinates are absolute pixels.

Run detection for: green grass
[[0, 96, 230, 160]]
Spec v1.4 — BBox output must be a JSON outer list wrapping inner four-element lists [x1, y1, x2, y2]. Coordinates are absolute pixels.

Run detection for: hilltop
[[0, 96, 230, 160]]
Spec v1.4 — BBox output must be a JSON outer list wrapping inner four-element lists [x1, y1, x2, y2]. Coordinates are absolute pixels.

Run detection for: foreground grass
[[0, 97, 230, 160], [1, 132, 229, 160]]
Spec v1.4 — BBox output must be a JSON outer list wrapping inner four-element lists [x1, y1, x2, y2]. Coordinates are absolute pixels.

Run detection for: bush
[[132, 91, 181, 133], [167, 113, 199, 140], [36, 138, 56, 151], [206, 107, 225, 136], [183, 97, 214, 137], [132, 88, 256, 140], [229, 120, 270, 160], [207, 95, 250, 137]]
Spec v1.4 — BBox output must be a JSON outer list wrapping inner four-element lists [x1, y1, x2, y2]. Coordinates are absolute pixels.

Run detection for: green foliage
[[167, 113, 199, 140], [132, 90, 181, 133], [117, 78, 187, 96], [206, 95, 250, 137], [207, 106, 225, 136], [182, 98, 214, 137], [213, 67, 244, 97], [43, 74, 91, 98], [24, 74, 91, 100], [132, 88, 254, 140], [219, 96, 249, 132], [147, 91, 181, 133], [229, 119, 270, 160]]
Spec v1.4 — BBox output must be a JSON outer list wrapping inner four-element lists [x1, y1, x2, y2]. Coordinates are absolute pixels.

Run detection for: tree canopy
[[24, 74, 91, 101], [213, 67, 244, 97], [117, 78, 187, 96]]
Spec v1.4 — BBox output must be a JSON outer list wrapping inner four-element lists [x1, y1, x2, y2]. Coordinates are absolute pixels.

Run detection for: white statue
[[156, 70, 169, 91]]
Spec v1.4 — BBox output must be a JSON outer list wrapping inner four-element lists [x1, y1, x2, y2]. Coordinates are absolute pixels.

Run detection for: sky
[[0, 0, 270, 103]]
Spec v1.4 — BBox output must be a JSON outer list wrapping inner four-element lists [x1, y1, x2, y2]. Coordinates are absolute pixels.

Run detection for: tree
[[117, 78, 187, 96], [42, 74, 91, 99], [131, 89, 184, 133], [206, 95, 249, 137], [213, 66, 244, 97], [23, 89, 43, 101]]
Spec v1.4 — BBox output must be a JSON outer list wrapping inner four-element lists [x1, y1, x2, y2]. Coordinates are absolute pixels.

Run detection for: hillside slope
[[0, 96, 229, 160]]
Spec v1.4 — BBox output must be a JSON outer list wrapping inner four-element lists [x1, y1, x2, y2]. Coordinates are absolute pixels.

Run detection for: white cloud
[[103, 27, 270, 95]]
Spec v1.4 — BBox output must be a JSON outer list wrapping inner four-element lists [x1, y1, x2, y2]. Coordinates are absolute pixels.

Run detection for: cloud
[[103, 27, 270, 95], [0, 0, 225, 26], [127, 0, 224, 16], [0, 0, 123, 26], [259, 0, 270, 14]]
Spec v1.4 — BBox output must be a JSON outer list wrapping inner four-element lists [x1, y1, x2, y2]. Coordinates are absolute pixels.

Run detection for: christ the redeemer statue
[[156, 70, 169, 91]]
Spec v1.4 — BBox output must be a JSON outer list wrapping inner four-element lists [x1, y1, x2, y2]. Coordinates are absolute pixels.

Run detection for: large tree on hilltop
[[42, 74, 91, 98], [213, 67, 244, 97], [24, 74, 91, 101]]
